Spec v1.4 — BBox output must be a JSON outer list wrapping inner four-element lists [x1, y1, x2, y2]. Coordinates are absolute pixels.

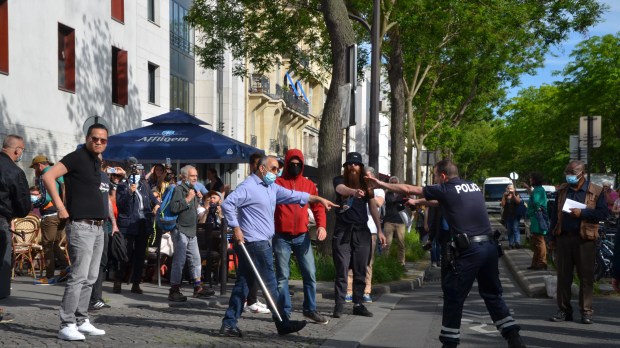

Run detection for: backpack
[[156, 185, 178, 232]]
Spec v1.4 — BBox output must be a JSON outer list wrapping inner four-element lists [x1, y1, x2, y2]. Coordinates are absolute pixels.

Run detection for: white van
[[483, 177, 513, 214]]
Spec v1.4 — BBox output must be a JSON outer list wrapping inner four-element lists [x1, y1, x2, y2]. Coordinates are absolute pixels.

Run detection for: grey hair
[[180, 165, 196, 178], [366, 166, 375, 175], [2, 134, 24, 149], [389, 176, 399, 183], [256, 155, 277, 173]]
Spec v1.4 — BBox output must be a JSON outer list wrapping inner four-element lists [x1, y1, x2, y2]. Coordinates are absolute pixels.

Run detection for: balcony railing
[[249, 74, 271, 94], [275, 84, 309, 115]]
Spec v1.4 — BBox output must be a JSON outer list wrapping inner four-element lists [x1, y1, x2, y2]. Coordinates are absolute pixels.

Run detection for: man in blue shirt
[[220, 155, 337, 337]]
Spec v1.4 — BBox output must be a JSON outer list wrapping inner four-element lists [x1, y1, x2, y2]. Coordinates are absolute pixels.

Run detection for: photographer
[[113, 160, 160, 294], [198, 190, 224, 227], [501, 184, 521, 249]]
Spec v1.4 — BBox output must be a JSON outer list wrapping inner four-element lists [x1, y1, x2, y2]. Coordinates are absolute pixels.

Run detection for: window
[[170, 75, 194, 114], [148, 62, 159, 104], [111, 0, 124, 23], [147, 0, 158, 23], [58, 23, 75, 92], [170, 1, 194, 56], [0, 0, 8, 74], [112, 46, 128, 105]]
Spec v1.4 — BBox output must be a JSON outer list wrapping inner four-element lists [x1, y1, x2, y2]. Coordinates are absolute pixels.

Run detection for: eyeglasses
[[90, 136, 108, 144]]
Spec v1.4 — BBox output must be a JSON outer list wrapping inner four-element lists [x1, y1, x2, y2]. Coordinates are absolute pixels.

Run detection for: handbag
[[535, 208, 550, 231]]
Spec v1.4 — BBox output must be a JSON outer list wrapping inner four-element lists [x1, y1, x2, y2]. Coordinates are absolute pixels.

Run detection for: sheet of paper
[[562, 198, 586, 213]]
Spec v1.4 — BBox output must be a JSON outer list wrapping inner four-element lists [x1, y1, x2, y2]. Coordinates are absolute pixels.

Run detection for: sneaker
[[277, 320, 307, 335], [34, 277, 56, 285], [353, 303, 373, 317], [363, 294, 373, 303], [168, 288, 187, 302], [581, 314, 593, 324], [56, 266, 71, 282], [77, 319, 105, 336], [219, 323, 243, 337], [89, 299, 111, 311], [303, 311, 329, 324], [245, 302, 271, 314], [550, 310, 573, 322], [333, 303, 344, 318], [0, 310, 15, 323], [58, 324, 86, 341], [193, 286, 215, 298], [345, 293, 353, 303]]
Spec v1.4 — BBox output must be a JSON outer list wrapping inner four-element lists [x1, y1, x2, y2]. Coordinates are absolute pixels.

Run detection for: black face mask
[[287, 162, 302, 177]]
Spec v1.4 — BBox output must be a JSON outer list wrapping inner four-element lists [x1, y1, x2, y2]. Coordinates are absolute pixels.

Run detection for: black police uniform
[[423, 177, 519, 346]]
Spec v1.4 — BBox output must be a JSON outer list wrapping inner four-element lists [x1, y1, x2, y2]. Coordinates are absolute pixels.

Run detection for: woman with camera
[[501, 184, 521, 249]]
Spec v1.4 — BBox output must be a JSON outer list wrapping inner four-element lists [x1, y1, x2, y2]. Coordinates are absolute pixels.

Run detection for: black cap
[[343, 152, 364, 167]]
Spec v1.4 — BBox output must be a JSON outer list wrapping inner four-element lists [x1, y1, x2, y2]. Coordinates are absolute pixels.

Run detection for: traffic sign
[[509, 172, 519, 180], [569, 135, 588, 163], [579, 116, 601, 142]]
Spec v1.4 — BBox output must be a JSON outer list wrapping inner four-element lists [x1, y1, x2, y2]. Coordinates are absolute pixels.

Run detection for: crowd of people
[[2, 129, 620, 347]]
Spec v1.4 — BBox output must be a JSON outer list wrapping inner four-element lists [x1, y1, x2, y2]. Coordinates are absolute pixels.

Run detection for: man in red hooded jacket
[[274, 149, 329, 324]]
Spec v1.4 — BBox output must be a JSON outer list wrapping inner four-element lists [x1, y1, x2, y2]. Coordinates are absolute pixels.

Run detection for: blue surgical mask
[[16, 153, 23, 163], [30, 195, 39, 203], [565, 175, 579, 185], [278, 169, 283, 177], [263, 172, 277, 186]]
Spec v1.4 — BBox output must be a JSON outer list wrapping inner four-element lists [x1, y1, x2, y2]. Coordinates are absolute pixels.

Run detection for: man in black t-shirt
[[43, 124, 111, 341], [365, 160, 525, 348], [331, 152, 384, 319]]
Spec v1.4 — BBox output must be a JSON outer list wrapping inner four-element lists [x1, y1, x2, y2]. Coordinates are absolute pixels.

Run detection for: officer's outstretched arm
[[364, 176, 423, 197]]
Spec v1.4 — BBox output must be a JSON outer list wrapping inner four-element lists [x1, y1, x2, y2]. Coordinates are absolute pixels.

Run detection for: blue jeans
[[505, 218, 520, 247], [273, 233, 317, 316], [431, 238, 442, 263], [222, 240, 289, 329]]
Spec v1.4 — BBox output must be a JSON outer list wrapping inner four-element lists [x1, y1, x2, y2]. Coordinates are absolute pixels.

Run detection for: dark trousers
[[40, 214, 67, 278], [440, 240, 518, 346], [0, 217, 11, 299], [222, 240, 289, 329], [332, 223, 371, 305], [90, 232, 109, 303], [117, 220, 149, 285], [555, 233, 595, 316]]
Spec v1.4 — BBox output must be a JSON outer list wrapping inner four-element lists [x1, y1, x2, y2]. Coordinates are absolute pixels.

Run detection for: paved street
[[1, 215, 619, 347]]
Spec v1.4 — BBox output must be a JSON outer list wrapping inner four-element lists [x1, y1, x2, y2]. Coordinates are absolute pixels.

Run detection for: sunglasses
[[90, 136, 108, 144]]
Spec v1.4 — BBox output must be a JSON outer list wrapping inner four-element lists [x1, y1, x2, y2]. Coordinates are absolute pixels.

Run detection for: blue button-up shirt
[[222, 174, 310, 242]]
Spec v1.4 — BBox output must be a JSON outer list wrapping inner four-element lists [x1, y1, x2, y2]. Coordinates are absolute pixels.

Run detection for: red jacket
[[274, 149, 326, 235]]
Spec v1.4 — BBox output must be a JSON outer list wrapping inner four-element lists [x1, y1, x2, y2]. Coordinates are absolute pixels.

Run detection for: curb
[[502, 249, 552, 298]]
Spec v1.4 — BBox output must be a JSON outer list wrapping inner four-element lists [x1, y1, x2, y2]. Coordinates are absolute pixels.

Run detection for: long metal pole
[[368, 0, 380, 170], [587, 115, 592, 182], [238, 242, 283, 322]]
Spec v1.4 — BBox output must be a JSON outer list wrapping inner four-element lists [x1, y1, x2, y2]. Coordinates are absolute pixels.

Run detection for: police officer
[[365, 160, 525, 348]]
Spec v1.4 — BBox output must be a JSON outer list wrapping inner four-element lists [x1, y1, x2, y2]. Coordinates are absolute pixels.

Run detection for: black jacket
[[0, 152, 31, 220], [116, 179, 159, 236]]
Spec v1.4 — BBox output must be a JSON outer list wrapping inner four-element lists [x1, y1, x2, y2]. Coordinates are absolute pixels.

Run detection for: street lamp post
[[368, 0, 380, 170]]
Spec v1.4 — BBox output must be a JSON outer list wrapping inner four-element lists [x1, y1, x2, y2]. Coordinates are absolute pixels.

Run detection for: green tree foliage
[[495, 33, 620, 184]]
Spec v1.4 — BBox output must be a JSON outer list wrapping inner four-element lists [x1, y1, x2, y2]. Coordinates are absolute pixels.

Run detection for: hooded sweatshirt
[[274, 149, 326, 235]]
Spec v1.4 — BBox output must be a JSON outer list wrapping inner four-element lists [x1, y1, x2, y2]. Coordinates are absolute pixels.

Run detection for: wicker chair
[[11, 215, 44, 277]]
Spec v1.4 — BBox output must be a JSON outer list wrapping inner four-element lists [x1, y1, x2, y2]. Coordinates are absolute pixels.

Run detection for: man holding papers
[[548, 160, 608, 325]]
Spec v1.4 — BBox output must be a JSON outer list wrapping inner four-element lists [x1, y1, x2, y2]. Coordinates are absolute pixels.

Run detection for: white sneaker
[[245, 302, 271, 314], [77, 319, 105, 336], [255, 300, 269, 309], [58, 324, 86, 341]]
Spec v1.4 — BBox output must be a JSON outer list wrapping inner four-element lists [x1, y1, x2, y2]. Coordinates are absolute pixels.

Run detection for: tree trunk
[[387, 27, 406, 182], [316, 0, 356, 256], [406, 101, 415, 185]]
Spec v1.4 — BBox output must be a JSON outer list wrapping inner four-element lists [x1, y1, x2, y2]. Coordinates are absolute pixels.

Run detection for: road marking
[[469, 324, 499, 335]]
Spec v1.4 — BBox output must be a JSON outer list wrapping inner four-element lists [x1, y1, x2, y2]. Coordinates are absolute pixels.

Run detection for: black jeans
[[116, 220, 149, 284], [0, 216, 12, 299], [332, 222, 371, 305]]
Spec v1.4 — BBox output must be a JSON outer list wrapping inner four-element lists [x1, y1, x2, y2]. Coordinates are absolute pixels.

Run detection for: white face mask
[[15, 153, 23, 163]]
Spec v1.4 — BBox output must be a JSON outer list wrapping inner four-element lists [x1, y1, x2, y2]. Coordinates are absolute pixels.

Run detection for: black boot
[[506, 330, 526, 348]]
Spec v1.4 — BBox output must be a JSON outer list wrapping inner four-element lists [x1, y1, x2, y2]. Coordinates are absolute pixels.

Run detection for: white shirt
[[366, 188, 385, 234]]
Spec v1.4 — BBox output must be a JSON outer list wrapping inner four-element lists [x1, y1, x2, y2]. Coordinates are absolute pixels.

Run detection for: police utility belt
[[452, 233, 491, 252]]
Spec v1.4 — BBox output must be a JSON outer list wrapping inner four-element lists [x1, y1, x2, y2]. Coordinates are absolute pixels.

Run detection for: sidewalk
[[0, 259, 429, 347]]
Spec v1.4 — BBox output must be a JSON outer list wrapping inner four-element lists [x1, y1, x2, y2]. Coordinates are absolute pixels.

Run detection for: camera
[[130, 163, 144, 175], [106, 167, 116, 174]]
